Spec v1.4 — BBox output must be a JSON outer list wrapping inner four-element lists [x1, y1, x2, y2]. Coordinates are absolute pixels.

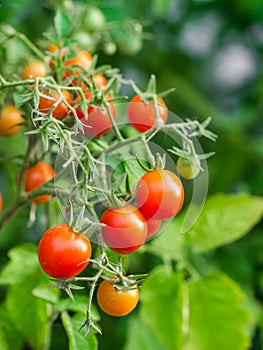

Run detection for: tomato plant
[[97, 276, 139, 316], [24, 161, 55, 204], [136, 169, 184, 220], [100, 204, 147, 254], [38, 224, 92, 279], [127, 95, 168, 132], [0, 8, 220, 348], [0, 105, 24, 136]]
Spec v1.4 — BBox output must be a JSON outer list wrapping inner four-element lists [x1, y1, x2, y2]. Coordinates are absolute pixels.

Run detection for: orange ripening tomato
[[38, 224, 92, 279], [39, 90, 72, 120], [21, 61, 46, 80], [63, 51, 93, 81], [0, 105, 24, 136], [127, 95, 168, 132], [0, 193, 2, 213], [97, 276, 139, 316], [80, 73, 107, 91], [48, 43, 65, 70], [24, 161, 55, 204], [74, 92, 116, 137]]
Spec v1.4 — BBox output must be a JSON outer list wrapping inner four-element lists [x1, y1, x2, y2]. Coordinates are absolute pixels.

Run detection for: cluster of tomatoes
[[0, 46, 196, 318]]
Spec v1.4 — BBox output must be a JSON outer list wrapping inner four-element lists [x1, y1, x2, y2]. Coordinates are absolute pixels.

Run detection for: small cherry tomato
[[39, 90, 72, 120], [89, 73, 107, 90], [97, 276, 139, 316], [100, 204, 147, 254], [136, 169, 184, 220], [38, 224, 92, 279], [176, 157, 200, 180], [83, 5, 106, 32], [0, 193, 2, 213], [48, 43, 65, 70], [127, 95, 168, 132], [21, 61, 46, 80], [144, 216, 162, 240], [24, 161, 55, 204], [0, 105, 24, 136], [74, 92, 116, 137], [63, 50, 93, 81]]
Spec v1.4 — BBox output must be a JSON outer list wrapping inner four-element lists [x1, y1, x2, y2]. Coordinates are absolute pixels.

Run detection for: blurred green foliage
[[0, 0, 263, 349]]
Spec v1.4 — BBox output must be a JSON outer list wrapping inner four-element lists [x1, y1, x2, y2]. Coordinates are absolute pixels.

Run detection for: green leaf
[[0, 305, 23, 350], [140, 266, 184, 350], [61, 311, 98, 350], [54, 10, 71, 39], [186, 273, 251, 350], [0, 244, 39, 285], [149, 215, 185, 260], [184, 194, 263, 253], [0, 244, 51, 350], [124, 316, 167, 350], [57, 295, 100, 321], [32, 284, 59, 304]]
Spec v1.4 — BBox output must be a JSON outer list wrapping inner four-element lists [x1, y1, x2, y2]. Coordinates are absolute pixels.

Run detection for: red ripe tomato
[[22, 61, 46, 80], [136, 169, 184, 220], [24, 161, 55, 204], [127, 95, 168, 132], [74, 92, 116, 137], [38, 224, 92, 279], [0, 105, 24, 136], [145, 217, 161, 240], [100, 204, 147, 254], [39, 90, 72, 120], [63, 50, 93, 81], [97, 276, 139, 316], [0, 193, 2, 213]]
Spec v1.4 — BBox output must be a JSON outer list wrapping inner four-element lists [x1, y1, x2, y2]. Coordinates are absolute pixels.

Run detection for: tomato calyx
[[48, 278, 85, 301]]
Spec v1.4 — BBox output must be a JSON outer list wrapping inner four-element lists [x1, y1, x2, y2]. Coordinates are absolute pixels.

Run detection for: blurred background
[[0, 0, 262, 349]]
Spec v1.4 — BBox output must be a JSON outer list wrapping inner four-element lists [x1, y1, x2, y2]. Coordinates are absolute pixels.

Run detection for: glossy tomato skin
[[74, 92, 116, 137], [38, 224, 92, 279], [100, 204, 147, 254], [24, 161, 55, 204], [127, 95, 168, 132], [136, 169, 184, 220], [22, 61, 46, 80], [0, 106, 24, 136], [39, 90, 72, 120], [97, 276, 139, 316], [145, 217, 162, 240]]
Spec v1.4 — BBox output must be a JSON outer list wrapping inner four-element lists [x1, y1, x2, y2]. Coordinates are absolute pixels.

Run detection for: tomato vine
[[0, 10, 217, 336]]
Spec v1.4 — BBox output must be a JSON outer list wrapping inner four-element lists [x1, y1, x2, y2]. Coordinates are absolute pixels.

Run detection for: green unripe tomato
[[72, 31, 96, 51], [83, 5, 106, 32], [117, 34, 143, 56], [103, 41, 117, 56], [176, 157, 200, 180]]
